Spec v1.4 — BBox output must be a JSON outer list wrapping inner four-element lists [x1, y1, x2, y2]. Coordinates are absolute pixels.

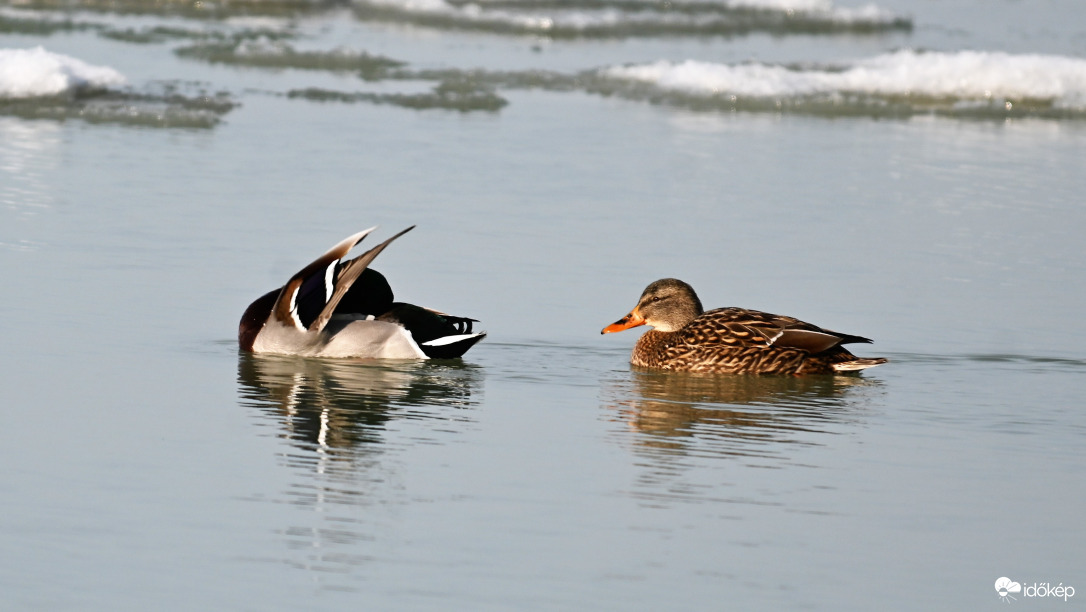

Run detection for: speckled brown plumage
[[630, 310, 871, 374], [603, 279, 887, 375]]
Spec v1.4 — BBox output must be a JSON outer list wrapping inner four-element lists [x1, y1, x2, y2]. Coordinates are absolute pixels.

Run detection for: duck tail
[[831, 357, 888, 372], [419, 332, 487, 359]]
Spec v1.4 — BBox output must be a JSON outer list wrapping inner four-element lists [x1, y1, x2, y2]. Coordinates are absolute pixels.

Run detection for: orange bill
[[601, 308, 646, 334]]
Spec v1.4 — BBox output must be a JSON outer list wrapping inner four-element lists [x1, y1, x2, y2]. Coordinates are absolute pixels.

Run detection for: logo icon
[[996, 577, 1022, 602]]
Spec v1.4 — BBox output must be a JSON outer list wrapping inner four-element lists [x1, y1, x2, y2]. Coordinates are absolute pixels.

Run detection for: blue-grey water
[[2, 0, 1086, 609]]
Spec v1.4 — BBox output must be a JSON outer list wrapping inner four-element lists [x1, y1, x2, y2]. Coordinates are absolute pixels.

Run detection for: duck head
[[601, 278, 705, 334]]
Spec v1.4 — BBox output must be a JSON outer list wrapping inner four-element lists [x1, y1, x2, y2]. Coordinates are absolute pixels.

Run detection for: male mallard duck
[[239, 226, 485, 359], [601, 278, 886, 375]]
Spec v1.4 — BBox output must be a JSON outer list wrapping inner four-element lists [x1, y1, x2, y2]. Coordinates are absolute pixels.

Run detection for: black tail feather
[[419, 333, 487, 359]]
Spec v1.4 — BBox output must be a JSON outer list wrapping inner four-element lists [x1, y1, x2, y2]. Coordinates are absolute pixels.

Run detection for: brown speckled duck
[[601, 278, 886, 375]]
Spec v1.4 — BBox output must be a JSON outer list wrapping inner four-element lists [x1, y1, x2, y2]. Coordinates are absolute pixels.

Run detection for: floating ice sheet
[[0, 46, 126, 98], [352, 0, 910, 38], [600, 50, 1086, 112]]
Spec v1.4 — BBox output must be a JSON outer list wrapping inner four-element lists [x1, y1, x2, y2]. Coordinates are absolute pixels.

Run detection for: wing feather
[[310, 226, 415, 333], [678, 307, 862, 354], [271, 227, 378, 329]]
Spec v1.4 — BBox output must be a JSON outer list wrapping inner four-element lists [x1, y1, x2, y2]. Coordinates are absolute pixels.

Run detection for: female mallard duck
[[601, 278, 886, 375], [239, 226, 485, 359]]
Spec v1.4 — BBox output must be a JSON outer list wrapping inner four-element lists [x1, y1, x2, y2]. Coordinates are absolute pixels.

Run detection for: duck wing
[[681, 308, 872, 355], [270, 226, 414, 333]]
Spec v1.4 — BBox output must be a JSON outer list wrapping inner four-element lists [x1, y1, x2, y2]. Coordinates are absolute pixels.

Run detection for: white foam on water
[[602, 50, 1086, 107], [0, 46, 126, 98]]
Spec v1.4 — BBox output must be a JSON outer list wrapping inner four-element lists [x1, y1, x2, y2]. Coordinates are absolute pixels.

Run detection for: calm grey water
[[3, 0, 1086, 609]]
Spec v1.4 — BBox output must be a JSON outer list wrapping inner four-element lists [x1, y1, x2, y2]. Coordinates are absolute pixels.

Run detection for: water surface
[[2, 0, 1085, 609]]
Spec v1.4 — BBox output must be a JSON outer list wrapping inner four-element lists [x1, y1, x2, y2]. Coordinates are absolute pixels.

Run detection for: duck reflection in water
[[237, 352, 482, 456], [236, 353, 483, 579], [604, 368, 881, 459]]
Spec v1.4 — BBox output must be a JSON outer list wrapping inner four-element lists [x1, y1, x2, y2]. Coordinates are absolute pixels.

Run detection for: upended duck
[[602, 278, 886, 375], [239, 226, 485, 359]]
